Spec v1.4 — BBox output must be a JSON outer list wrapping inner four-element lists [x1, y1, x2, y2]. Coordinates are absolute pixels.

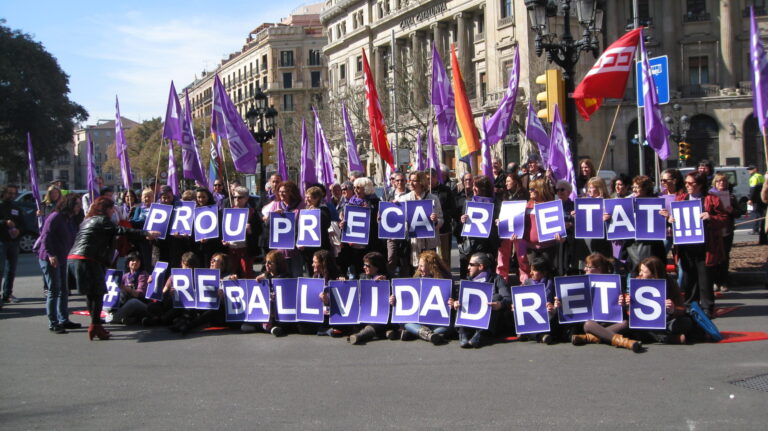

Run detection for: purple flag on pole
[[115, 97, 133, 190], [181, 90, 207, 188], [455, 280, 493, 330], [276, 128, 288, 181], [634, 198, 666, 240], [167, 141, 178, 196], [415, 131, 425, 171], [555, 275, 592, 323], [640, 30, 670, 160], [526, 102, 550, 166], [589, 274, 623, 323], [548, 105, 576, 199], [751, 6, 768, 131], [484, 45, 520, 147], [313, 107, 335, 187], [671, 200, 705, 244], [212, 75, 261, 173], [328, 280, 360, 325], [512, 283, 551, 334], [86, 132, 99, 201], [480, 114, 494, 180], [26, 133, 42, 225], [296, 278, 325, 323], [426, 119, 441, 180], [574, 198, 605, 239], [299, 119, 316, 197], [629, 278, 666, 330], [431, 44, 458, 146], [358, 279, 390, 324], [162, 81, 182, 143], [418, 278, 452, 326], [343, 103, 364, 173]]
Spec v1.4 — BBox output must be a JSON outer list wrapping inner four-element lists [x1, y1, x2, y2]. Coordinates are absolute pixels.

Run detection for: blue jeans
[[0, 240, 19, 299], [39, 258, 69, 325], [403, 323, 448, 336]]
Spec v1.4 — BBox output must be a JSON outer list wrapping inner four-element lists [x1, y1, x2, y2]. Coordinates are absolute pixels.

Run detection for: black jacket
[[0, 199, 25, 242], [69, 215, 149, 265]]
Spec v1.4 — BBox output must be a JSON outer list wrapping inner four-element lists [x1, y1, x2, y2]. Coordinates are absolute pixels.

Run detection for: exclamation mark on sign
[[673, 207, 683, 237], [691, 204, 702, 236], [682, 205, 692, 236]]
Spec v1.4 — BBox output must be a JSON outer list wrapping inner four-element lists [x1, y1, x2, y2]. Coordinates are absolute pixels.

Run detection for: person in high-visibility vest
[[747, 165, 766, 239]]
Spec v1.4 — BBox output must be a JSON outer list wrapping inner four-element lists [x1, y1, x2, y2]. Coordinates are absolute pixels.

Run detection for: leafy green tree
[[0, 20, 87, 181]]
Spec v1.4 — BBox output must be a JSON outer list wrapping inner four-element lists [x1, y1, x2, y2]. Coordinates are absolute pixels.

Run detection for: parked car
[[14, 189, 87, 253], [679, 166, 751, 212]]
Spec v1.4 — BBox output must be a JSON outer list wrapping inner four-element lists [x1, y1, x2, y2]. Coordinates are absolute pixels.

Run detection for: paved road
[[1, 253, 767, 430]]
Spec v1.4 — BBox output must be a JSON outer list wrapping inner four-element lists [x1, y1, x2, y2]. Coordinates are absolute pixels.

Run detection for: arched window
[[686, 114, 719, 165], [743, 115, 767, 172]]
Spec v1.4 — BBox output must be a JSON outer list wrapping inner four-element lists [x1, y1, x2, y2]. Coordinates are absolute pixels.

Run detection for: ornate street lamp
[[664, 104, 690, 168], [525, 0, 604, 162], [246, 86, 277, 191]]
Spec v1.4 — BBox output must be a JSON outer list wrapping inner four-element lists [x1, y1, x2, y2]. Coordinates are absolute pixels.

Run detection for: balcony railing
[[739, 80, 753, 95], [683, 11, 711, 22], [680, 84, 720, 98], [743, 7, 768, 17]]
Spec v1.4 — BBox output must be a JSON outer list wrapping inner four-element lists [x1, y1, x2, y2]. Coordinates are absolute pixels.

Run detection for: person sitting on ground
[[347, 252, 392, 345]]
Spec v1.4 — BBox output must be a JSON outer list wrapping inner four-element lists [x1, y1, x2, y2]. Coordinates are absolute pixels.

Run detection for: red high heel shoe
[[88, 324, 111, 340]]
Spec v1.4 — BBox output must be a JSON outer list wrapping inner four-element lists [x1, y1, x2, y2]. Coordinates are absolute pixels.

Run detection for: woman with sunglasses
[[262, 181, 305, 277], [299, 186, 332, 276], [386, 172, 411, 277], [398, 171, 443, 276], [709, 173, 742, 293], [338, 177, 382, 278], [572, 177, 612, 271], [223, 186, 258, 278], [242, 250, 292, 336], [554, 180, 576, 275], [622, 176, 665, 279], [496, 171, 526, 282], [347, 252, 392, 345]]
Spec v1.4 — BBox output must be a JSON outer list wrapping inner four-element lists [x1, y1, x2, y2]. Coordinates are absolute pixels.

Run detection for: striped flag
[[450, 44, 480, 163]]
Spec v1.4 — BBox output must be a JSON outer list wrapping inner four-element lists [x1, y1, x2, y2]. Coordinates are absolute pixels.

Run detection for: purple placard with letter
[[341, 206, 371, 245], [144, 261, 168, 301], [534, 199, 566, 242], [222, 208, 249, 242], [461, 201, 494, 238], [296, 209, 321, 247], [671, 200, 705, 245], [103, 269, 123, 309], [555, 275, 592, 323], [418, 278, 452, 326], [605, 198, 636, 240], [575, 198, 604, 239], [589, 274, 623, 323], [455, 280, 493, 330], [269, 211, 296, 249], [194, 268, 220, 310], [378, 202, 406, 239], [358, 279, 390, 324], [273, 278, 297, 322], [296, 277, 325, 323], [406, 200, 436, 239], [512, 284, 550, 334], [170, 201, 196, 236], [329, 280, 360, 325], [223, 279, 247, 322], [391, 278, 421, 323], [498, 200, 526, 239], [634, 198, 666, 241], [629, 278, 667, 330], [171, 268, 195, 309], [143, 203, 173, 239], [194, 205, 219, 241], [245, 279, 271, 322]]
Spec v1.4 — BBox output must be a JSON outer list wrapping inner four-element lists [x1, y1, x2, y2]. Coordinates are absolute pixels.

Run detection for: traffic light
[[262, 140, 274, 166], [678, 141, 690, 161], [535, 69, 566, 122]]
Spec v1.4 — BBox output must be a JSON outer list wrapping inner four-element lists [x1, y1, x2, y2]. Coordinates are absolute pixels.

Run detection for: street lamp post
[[246, 86, 278, 193], [664, 103, 689, 168], [524, 0, 604, 163], [609, 134, 616, 171]]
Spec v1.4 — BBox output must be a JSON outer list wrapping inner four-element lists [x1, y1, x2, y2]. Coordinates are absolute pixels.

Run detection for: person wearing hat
[[520, 153, 552, 192], [747, 165, 766, 239]]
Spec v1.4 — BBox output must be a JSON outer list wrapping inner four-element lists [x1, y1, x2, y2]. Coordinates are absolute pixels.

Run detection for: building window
[[500, 0, 513, 18], [59, 170, 69, 181], [686, 0, 705, 15], [311, 71, 321, 88], [477, 13, 484, 35], [261, 55, 268, 70], [262, 76, 267, 90], [309, 49, 322, 66], [340, 64, 346, 80], [689, 56, 709, 84], [283, 73, 293, 89], [280, 51, 294, 67], [479, 72, 487, 100], [356, 56, 363, 74], [44, 170, 53, 183], [283, 94, 294, 111]]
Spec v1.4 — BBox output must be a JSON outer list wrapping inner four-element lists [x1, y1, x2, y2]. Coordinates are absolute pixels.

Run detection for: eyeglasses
[[394, 179, 405, 182], [684, 181, 696, 185], [363, 263, 372, 268], [661, 178, 672, 183], [584, 265, 595, 270]]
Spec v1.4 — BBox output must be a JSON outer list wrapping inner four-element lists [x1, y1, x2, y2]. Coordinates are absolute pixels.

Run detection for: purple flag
[[296, 278, 325, 323], [195, 268, 221, 310], [212, 75, 261, 173], [415, 131, 425, 171], [418, 278, 452, 326], [358, 279, 390, 324], [455, 280, 493, 330], [329, 280, 360, 325], [526, 102, 550, 166], [269, 211, 296, 249], [313, 107, 335, 187], [391, 278, 421, 323], [512, 283, 550, 334], [555, 275, 592, 323], [484, 45, 519, 146], [534, 200, 566, 242], [671, 200, 705, 245], [26, 133, 42, 225], [162, 81, 183, 143], [426, 119, 441, 180], [498, 200, 526, 239], [461, 201, 494, 238], [406, 200, 436, 239], [634, 198, 666, 240], [167, 141, 178, 196], [86, 132, 99, 201], [222, 208, 249, 242], [182, 90, 207, 188], [276, 128, 288, 181], [628, 278, 666, 330], [378, 202, 406, 239], [145, 262, 168, 301], [171, 268, 195, 309], [548, 105, 576, 200], [605, 198, 636, 240], [751, 6, 768, 131], [103, 270, 123, 309], [341, 206, 370, 245], [223, 279, 248, 322], [431, 44, 458, 146], [299, 119, 316, 196], [480, 114, 494, 180], [193, 205, 219, 241], [574, 198, 605, 239], [343, 103, 364, 173], [589, 274, 623, 323], [640, 30, 670, 160], [273, 278, 298, 322], [115, 97, 133, 190]]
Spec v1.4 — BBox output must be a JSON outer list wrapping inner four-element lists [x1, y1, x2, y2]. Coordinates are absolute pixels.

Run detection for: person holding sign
[[517, 257, 557, 344], [458, 176, 499, 279], [710, 173, 743, 293], [348, 252, 391, 345], [243, 250, 292, 336], [449, 253, 510, 348], [313, 250, 344, 337], [496, 171, 526, 282], [385, 172, 411, 277], [174, 253, 235, 336], [263, 181, 305, 277], [661, 172, 727, 318], [108, 253, 149, 325], [515, 178, 561, 282], [298, 186, 332, 274], [143, 252, 200, 328], [554, 180, 576, 275], [67, 197, 161, 340], [622, 176, 665, 276], [398, 171, 443, 269], [338, 177, 382, 278], [572, 177, 612, 271], [223, 186, 259, 278], [193, 188, 225, 269]]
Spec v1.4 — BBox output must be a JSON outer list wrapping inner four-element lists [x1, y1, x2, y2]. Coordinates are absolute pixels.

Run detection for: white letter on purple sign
[[394, 283, 419, 316], [223, 211, 247, 238], [146, 207, 170, 231], [514, 292, 546, 325], [195, 209, 218, 236], [331, 285, 357, 317], [299, 281, 322, 317], [592, 281, 617, 315], [538, 206, 561, 236], [172, 206, 193, 232], [560, 282, 589, 315], [409, 205, 434, 234], [226, 285, 246, 315], [274, 284, 296, 316], [196, 273, 218, 307], [272, 217, 292, 243], [346, 211, 366, 238], [297, 213, 319, 243], [247, 286, 269, 316], [381, 205, 404, 232], [637, 203, 663, 232], [460, 287, 489, 320], [581, 203, 601, 232], [465, 206, 490, 235], [634, 286, 662, 321], [419, 283, 449, 318], [173, 274, 194, 303], [608, 204, 635, 234]]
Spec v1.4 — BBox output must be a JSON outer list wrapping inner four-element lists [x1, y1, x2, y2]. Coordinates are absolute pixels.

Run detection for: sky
[[3, 0, 316, 124]]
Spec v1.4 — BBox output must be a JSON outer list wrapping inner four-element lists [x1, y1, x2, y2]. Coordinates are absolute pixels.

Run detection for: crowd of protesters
[[4, 155, 767, 351]]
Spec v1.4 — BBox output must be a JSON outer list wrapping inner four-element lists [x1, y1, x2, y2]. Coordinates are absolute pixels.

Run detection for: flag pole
[[597, 103, 623, 172], [763, 129, 768, 170], [154, 139, 164, 196], [220, 140, 234, 208]]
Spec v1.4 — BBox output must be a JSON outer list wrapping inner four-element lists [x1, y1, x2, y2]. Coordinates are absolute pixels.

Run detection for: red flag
[[572, 28, 642, 121], [362, 49, 395, 169]]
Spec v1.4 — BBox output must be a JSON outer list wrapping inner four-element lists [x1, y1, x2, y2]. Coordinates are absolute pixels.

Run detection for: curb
[[730, 271, 767, 285]]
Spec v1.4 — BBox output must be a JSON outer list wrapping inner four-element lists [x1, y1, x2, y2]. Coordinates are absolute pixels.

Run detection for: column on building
[[410, 30, 426, 108], [719, 0, 736, 92], [431, 22, 446, 61]]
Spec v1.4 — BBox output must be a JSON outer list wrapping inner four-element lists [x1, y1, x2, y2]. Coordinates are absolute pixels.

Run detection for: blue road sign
[[636, 55, 670, 107]]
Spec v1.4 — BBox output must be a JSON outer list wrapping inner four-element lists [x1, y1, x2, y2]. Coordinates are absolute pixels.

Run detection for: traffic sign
[[636, 55, 669, 107]]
